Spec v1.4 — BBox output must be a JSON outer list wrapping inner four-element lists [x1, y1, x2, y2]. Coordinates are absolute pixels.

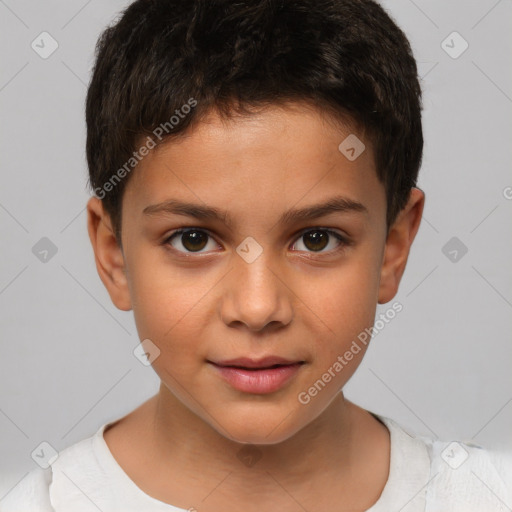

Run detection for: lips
[[208, 356, 305, 394], [212, 356, 304, 370]]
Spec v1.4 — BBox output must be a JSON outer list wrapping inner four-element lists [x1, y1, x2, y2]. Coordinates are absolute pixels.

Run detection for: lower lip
[[210, 363, 303, 394]]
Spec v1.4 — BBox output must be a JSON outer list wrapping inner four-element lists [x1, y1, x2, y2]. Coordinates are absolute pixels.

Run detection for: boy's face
[[87, 103, 423, 444]]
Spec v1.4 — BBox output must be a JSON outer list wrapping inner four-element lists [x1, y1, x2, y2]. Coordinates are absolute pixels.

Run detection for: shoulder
[[0, 467, 53, 512], [0, 426, 107, 512], [426, 437, 512, 510], [381, 415, 512, 511]]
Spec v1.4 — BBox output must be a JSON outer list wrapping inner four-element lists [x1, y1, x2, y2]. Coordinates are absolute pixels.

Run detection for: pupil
[[182, 230, 207, 251], [304, 231, 328, 251]]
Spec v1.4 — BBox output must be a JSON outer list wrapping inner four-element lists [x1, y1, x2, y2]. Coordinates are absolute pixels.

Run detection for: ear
[[378, 187, 425, 304], [86, 196, 132, 311]]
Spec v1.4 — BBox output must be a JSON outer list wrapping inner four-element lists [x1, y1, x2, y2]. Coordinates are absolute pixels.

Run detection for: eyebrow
[[142, 195, 368, 227]]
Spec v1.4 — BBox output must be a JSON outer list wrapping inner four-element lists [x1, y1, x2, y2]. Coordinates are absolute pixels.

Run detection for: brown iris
[[302, 230, 329, 252], [180, 230, 209, 252]]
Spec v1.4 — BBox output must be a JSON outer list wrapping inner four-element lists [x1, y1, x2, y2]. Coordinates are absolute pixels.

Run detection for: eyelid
[[292, 226, 349, 242], [165, 227, 216, 239]]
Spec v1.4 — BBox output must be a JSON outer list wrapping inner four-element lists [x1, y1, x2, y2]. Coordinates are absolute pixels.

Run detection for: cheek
[[302, 250, 381, 365], [127, 248, 205, 333], [125, 246, 227, 387], [310, 256, 380, 329]]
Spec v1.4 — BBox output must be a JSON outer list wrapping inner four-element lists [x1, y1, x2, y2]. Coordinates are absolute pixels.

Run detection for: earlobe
[[378, 188, 425, 304], [86, 197, 132, 311]]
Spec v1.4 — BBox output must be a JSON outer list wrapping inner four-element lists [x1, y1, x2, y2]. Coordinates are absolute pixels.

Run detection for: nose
[[220, 249, 293, 333]]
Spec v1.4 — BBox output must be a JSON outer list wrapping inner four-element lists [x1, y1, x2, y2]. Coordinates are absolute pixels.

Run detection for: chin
[[221, 425, 300, 446], [210, 405, 310, 446]]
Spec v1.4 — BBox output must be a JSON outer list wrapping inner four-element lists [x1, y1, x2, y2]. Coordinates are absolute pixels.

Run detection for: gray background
[[1, 0, 511, 497]]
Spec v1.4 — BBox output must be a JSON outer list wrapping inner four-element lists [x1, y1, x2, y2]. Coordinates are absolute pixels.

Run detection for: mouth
[[207, 357, 306, 394], [212, 355, 305, 368]]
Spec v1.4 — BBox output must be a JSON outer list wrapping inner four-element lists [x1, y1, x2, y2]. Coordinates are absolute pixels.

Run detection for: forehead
[[122, 103, 385, 229]]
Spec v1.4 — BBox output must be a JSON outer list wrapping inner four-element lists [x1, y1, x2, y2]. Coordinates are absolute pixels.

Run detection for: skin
[[87, 102, 424, 511]]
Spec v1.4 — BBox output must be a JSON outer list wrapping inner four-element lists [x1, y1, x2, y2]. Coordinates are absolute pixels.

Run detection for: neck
[[144, 384, 388, 509]]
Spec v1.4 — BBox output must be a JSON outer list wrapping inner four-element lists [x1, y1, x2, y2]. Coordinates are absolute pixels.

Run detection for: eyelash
[[162, 227, 350, 256]]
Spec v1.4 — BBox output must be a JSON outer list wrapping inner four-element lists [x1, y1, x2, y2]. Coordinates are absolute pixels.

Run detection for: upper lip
[[210, 356, 305, 369]]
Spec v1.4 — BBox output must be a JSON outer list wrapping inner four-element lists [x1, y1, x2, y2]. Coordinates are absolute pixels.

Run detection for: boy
[[2, 0, 511, 510]]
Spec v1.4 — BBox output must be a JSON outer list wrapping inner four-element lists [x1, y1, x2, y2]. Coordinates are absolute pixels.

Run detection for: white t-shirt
[[1, 414, 511, 511]]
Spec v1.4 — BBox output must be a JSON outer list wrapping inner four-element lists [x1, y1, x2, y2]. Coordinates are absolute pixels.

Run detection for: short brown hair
[[86, 0, 423, 243]]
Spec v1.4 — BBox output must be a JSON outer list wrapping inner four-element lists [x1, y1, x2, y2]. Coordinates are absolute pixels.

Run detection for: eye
[[290, 228, 348, 253], [164, 228, 219, 253], [163, 227, 349, 255]]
